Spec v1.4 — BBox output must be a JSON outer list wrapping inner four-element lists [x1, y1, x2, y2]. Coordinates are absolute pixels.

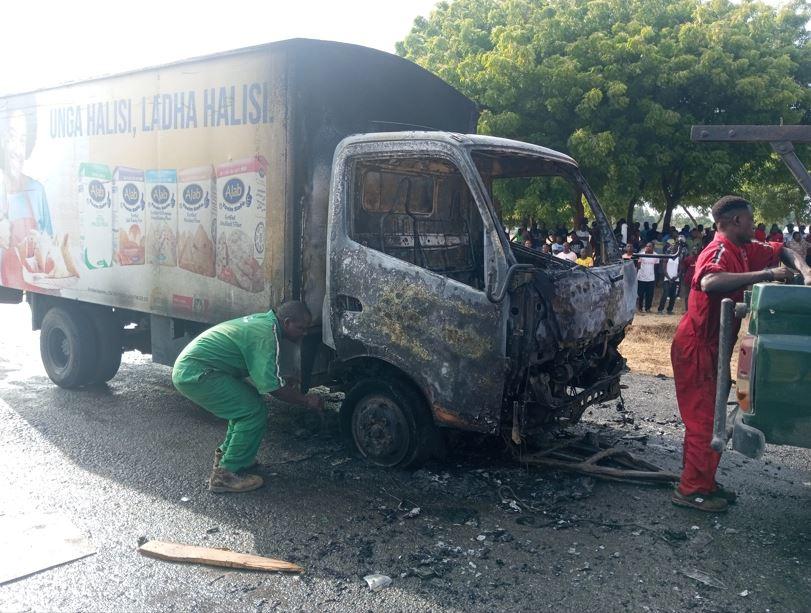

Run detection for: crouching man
[[172, 300, 324, 493]]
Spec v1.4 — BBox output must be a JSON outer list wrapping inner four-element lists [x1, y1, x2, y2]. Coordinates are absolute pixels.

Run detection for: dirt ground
[[619, 289, 742, 378]]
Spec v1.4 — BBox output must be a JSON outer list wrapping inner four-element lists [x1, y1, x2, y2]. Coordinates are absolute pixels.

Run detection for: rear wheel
[[341, 377, 437, 469], [39, 306, 98, 389], [89, 308, 122, 384]]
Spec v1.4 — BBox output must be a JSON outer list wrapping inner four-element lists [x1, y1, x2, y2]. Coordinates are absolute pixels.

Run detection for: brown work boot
[[671, 489, 728, 513], [712, 483, 738, 504], [213, 448, 260, 470], [208, 467, 264, 493]]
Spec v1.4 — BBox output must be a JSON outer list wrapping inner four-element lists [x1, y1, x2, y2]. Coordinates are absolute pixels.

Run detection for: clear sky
[[0, 0, 440, 95]]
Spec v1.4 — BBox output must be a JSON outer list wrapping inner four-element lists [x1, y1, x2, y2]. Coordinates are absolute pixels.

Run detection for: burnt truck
[[0, 39, 636, 467]]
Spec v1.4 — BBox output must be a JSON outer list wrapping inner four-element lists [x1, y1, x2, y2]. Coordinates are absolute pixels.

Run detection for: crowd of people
[[510, 217, 811, 314]]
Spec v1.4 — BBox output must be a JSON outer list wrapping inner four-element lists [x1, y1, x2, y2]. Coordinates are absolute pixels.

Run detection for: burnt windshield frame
[[469, 149, 620, 263]]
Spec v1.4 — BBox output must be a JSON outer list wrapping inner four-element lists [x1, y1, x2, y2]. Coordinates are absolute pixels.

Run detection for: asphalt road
[[1, 302, 809, 612]]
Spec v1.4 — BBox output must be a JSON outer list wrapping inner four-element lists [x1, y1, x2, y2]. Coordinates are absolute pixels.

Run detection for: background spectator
[[767, 224, 784, 242], [636, 243, 657, 313], [576, 244, 594, 267], [680, 244, 700, 312], [657, 242, 680, 315], [787, 231, 807, 260], [555, 242, 578, 262]]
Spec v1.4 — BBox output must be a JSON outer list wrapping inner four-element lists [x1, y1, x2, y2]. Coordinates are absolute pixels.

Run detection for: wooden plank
[[137, 540, 303, 573]]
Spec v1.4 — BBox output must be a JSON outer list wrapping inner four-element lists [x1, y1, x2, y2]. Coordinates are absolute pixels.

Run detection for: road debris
[[137, 540, 303, 573], [364, 574, 392, 591], [402, 507, 421, 519], [514, 435, 679, 484], [681, 569, 728, 590]]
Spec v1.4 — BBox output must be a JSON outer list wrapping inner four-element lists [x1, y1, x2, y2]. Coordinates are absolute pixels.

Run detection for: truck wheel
[[39, 307, 98, 389], [89, 308, 122, 384], [342, 377, 435, 469]]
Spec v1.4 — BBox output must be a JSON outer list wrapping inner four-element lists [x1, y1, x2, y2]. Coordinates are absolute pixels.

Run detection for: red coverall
[[671, 233, 782, 495]]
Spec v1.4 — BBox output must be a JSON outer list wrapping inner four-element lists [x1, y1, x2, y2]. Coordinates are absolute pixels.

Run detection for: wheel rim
[[351, 393, 412, 467], [46, 328, 70, 371]]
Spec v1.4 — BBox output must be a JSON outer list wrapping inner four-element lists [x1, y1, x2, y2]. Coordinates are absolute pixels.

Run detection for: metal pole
[[770, 141, 811, 200], [711, 298, 735, 453]]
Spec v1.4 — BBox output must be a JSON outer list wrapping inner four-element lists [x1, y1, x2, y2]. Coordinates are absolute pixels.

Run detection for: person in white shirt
[[576, 221, 591, 243], [657, 241, 681, 314], [555, 242, 578, 262], [636, 242, 657, 312]]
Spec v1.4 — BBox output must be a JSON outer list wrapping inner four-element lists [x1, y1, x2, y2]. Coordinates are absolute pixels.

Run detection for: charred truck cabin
[[0, 39, 636, 468], [325, 133, 636, 466]]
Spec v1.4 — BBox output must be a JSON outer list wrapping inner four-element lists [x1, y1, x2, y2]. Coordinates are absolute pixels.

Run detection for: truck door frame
[[324, 137, 510, 433]]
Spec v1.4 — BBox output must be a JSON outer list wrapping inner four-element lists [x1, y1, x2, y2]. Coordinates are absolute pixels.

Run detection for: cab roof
[[339, 131, 578, 167]]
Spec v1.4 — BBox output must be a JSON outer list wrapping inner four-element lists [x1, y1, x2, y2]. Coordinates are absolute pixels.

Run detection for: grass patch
[[620, 311, 741, 378]]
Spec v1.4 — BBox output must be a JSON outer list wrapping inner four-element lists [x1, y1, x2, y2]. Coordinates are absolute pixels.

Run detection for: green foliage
[[397, 0, 811, 224], [737, 149, 811, 223], [492, 175, 576, 225]]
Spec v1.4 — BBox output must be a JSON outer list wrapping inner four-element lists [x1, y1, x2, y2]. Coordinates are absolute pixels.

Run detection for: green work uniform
[[171, 311, 286, 473]]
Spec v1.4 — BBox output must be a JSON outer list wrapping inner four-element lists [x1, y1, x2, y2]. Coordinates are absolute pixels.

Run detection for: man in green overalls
[[172, 301, 324, 493]]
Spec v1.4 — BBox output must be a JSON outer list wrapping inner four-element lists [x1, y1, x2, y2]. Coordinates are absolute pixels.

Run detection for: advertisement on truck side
[[0, 52, 279, 323]]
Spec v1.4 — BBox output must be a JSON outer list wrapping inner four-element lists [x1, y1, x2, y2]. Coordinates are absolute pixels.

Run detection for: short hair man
[[172, 301, 325, 493], [786, 231, 808, 260], [670, 196, 811, 512], [657, 241, 680, 314], [555, 241, 578, 262], [636, 243, 657, 312], [568, 231, 584, 255], [680, 244, 701, 311]]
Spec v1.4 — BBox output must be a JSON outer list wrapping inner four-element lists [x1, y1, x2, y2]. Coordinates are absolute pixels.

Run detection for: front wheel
[[39, 306, 98, 389], [341, 377, 437, 469]]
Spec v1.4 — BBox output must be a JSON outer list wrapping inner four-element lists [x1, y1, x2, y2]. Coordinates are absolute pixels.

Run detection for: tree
[[737, 149, 811, 224], [397, 0, 811, 226]]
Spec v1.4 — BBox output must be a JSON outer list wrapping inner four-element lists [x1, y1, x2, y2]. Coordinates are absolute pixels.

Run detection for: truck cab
[[324, 132, 636, 466]]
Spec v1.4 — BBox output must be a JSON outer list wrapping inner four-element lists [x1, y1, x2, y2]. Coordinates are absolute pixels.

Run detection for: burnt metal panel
[[542, 261, 637, 347], [332, 243, 505, 433]]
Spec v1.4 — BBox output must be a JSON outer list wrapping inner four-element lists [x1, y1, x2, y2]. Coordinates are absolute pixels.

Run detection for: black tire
[[88, 308, 122, 384], [341, 377, 436, 469], [39, 306, 98, 389]]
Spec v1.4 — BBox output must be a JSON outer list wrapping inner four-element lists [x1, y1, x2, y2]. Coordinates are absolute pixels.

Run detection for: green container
[[743, 283, 811, 447]]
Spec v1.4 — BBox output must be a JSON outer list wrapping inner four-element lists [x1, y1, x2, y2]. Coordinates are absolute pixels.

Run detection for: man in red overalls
[[671, 196, 811, 512]]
